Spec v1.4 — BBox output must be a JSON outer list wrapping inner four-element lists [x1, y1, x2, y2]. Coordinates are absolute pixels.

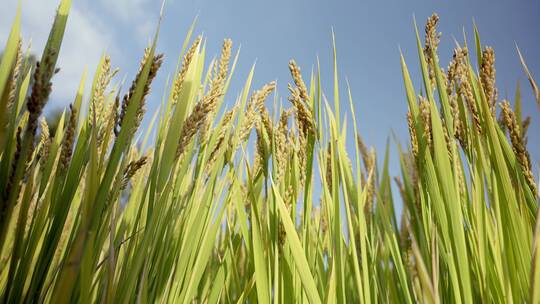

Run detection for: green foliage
[[0, 4, 538, 304]]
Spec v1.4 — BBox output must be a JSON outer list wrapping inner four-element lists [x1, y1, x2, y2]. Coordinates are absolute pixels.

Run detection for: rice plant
[[0, 1, 538, 303]]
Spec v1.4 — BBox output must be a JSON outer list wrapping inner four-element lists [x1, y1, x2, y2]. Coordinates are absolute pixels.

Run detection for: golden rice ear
[[1, 3, 539, 303], [116, 50, 163, 137], [5, 39, 23, 116], [406, 111, 419, 157], [423, 13, 441, 89], [4, 126, 22, 201], [500, 100, 536, 193], [419, 95, 432, 149], [89, 56, 112, 126], [480, 47, 497, 116], [238, 81, 276, 142], [172, 36, 202, 104], [121, 156, 148, 191], [38, 117, 51, 166], [288, 60, 309, 101], [59, 104, 77, 173]]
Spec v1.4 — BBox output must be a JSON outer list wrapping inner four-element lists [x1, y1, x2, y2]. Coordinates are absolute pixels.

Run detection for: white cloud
[[0, 0, 166, 111], [100, 0, 148, 22], [98, 0, 157, 42], [55, 7, 116, 104], [0, 0, 117, 108]]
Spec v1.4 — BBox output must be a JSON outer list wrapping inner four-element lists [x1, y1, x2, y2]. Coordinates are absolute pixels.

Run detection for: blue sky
[[1, 0, 539, 201]]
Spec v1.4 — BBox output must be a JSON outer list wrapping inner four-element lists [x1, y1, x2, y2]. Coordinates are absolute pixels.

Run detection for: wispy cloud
[[98, 0, 157, 42], [0, 0, 117, 109]]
